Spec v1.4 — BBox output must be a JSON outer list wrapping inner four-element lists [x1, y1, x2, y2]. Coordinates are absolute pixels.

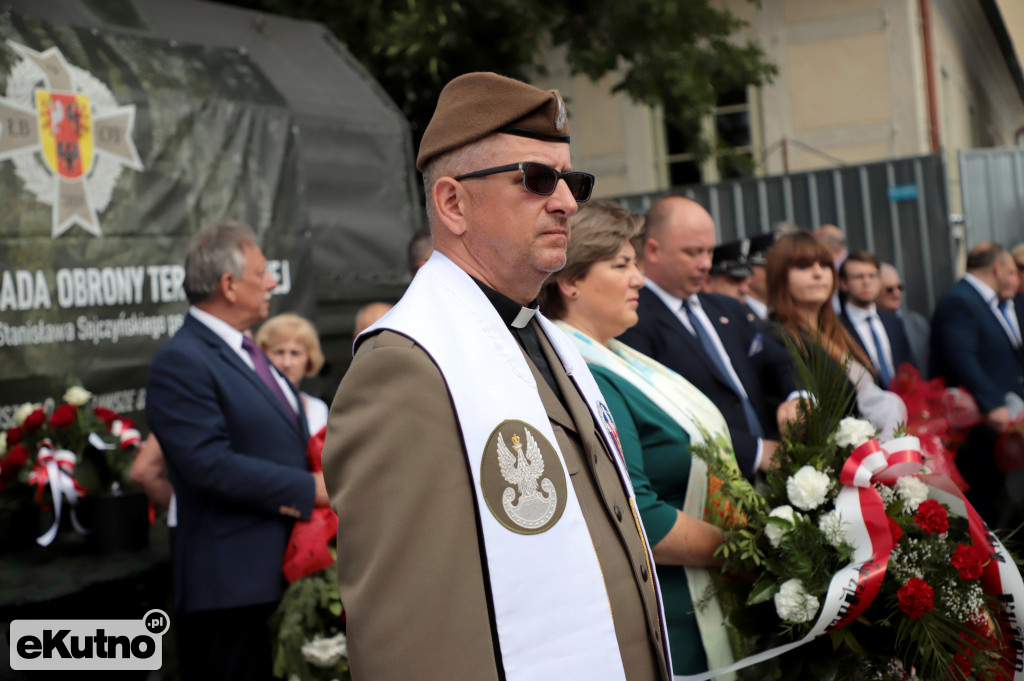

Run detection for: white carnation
[[12, 402, 39, 425], [818, 509, 847, 547], [63, 386, 93, 406], [774, 578, 820, 623], [834, 417, 876, 448], [895, 476, 929, 512], [301, 632, 347, 668], [786, 466, 831, 510], [765, 505, 798, 548]]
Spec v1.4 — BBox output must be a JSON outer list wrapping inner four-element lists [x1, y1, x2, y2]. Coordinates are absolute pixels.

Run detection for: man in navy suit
[[147, 221, 328, 681], [618, 196, 801, 478], [838, 251, 917, 388], [932, 242, 1024, 528]]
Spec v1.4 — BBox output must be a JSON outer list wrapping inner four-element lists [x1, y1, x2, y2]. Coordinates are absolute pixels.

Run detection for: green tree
[[222, 0, 775, 162]]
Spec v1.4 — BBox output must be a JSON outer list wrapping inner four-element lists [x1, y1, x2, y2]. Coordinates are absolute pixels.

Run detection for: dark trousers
[[176, 602, 277, 681]]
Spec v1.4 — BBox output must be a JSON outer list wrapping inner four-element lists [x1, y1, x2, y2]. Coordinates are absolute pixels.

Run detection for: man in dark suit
[[147, 221, 328, 681], [932, 242, 1024, 528], [877, 262, 930, 378], [618, 196, 801, 478], [838, 251, 917, 388]]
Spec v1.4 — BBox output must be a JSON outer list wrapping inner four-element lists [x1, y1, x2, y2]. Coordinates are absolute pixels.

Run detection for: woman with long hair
[[766, 231, 906, 438]]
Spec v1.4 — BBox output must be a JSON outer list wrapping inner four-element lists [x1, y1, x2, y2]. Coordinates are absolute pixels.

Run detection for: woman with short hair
[[540, 200, 736, 678], [256, 313, 329, 434]]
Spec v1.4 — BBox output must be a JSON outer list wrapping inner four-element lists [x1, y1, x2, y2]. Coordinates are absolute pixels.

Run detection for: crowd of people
[[139, 71, 1024, 680]]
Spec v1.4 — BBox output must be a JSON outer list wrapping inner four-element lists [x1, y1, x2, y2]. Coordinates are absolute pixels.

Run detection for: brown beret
[[416, 72, 569, 171]]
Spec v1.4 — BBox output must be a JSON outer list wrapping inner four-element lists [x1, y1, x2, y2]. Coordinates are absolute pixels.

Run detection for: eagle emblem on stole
[[496, 429, 558, 530]]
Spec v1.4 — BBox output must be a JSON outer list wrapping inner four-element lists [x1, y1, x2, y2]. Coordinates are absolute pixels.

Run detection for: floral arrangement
[[0, 383, 142, 544], [698, 348, 1024, 681], [270, 427, 350, 681]]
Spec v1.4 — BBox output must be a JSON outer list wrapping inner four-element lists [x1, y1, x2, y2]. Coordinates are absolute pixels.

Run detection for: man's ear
[[433, 177, 469, 237], [219, 272, 236, 303], [838, 277, 849, 293], [644, 237, 659, 264]]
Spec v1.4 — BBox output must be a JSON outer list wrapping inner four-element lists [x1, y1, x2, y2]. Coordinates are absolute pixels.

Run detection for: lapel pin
[[719, 316, 729, 325]]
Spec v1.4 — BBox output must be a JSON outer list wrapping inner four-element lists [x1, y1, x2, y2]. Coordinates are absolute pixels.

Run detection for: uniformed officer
[[322, 72, 671, 681]]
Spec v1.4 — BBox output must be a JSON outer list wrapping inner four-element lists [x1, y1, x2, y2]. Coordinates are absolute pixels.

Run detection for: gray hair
[[183, 220, 257, 304], [421, 134, 502, 229]]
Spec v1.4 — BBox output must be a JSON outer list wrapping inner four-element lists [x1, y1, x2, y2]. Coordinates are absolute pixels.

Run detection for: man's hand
[[986, 406, 1012, 434], [758, 439, 779, 472], [777, 398, 802, 431], [313, 471, 329, 507]]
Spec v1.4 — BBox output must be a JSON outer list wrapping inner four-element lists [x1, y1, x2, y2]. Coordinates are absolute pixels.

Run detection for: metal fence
[[612, 153, 955, 317], [959, 146, 1024, 248]]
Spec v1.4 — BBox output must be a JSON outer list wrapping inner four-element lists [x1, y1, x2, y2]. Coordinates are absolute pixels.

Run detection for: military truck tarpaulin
[[0, 12, 313, 427]]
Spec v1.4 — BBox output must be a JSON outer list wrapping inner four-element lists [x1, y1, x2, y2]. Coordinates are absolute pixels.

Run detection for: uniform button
[[614, 505, 623, 522], [641, 564, 649, 581]]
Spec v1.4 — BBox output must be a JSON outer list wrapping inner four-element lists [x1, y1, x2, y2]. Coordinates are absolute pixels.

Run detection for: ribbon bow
[[28, 440, 88, 547], [840, 436, 924, 488]]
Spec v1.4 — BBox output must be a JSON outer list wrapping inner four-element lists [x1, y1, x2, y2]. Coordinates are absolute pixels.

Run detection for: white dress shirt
[[963, 274, 1021, 348], [188, 306, 299, 412], [843, 302, 894, 378]]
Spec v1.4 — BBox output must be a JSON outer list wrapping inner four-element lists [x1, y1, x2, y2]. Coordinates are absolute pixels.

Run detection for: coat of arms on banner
[[0, 41, 143, 237]]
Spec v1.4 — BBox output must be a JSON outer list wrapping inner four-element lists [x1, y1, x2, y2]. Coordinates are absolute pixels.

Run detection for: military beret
[[711, 239, 753, 279], [748, 232, 781, 266], [416, 72, 570, 171]]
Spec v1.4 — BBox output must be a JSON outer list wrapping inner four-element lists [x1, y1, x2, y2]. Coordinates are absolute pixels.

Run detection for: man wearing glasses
[[322, 72, 670, 681], [877, 262, 930, 378], [838, 251, 917, 388]]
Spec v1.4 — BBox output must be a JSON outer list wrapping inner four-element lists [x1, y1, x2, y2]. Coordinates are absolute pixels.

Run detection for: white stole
[[554, 321, 737, 678], [362, 252, 665, 681]]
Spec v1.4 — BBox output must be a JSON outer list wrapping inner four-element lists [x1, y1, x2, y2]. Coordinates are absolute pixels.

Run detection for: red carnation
[[951, 652, 972, 677], [888, 516, 903, 543], [92, 406, 118, 425], [23, 408, 45, 431], [914, 499, 949, 534], [951, 543, 987, 580], [6, 426, 23, 444], [897, 577, 935, 619], [49, 403, 78, 429], [1, 443, 30, 479]]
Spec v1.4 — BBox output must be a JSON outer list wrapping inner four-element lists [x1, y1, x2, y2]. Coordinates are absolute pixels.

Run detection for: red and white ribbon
[[28, 440, 88, 547], [674, 435, 1024, 681]]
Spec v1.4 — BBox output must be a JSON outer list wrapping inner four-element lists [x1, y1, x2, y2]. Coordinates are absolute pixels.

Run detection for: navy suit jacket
[[147, 314, 314, 613], [931, 279, 1024, 413], [618, 289, 797, 476], [839, 305, 917, 382]]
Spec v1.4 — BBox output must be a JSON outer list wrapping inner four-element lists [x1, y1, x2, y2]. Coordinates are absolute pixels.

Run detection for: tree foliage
[[221, 0, 776, 159]]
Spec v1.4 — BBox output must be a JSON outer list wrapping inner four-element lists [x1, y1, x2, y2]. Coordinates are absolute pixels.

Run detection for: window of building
[[663, 86, 759, 187]]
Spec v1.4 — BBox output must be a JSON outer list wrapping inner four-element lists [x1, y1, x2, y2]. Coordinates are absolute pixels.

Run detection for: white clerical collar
[[511, 307, 537, 328]]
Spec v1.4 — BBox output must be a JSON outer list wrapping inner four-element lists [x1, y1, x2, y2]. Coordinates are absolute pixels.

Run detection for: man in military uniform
[[706, 238, 753, 303], [322, 73, 670, 681]]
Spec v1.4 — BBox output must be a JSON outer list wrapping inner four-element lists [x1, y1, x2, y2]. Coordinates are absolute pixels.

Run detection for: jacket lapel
[[188, 317, 305, 438]]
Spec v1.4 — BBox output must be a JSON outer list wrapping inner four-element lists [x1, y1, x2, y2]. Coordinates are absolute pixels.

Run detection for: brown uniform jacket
[[323, 322, 670, 681]]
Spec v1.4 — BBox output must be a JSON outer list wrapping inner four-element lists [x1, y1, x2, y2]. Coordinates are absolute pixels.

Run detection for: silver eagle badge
[[497, 429, 557, 530]]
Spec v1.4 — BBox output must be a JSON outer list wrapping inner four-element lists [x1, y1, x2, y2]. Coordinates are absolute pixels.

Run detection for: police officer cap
[[416, 72, 570, 171], [711, 239, 753, 279], [747, 232, 780, 266]]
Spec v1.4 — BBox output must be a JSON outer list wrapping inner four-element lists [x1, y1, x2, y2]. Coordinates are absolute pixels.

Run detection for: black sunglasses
[[454, 162, 595, 202], [885, 284, 904, 294]]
